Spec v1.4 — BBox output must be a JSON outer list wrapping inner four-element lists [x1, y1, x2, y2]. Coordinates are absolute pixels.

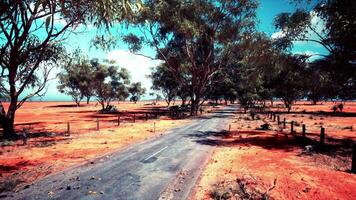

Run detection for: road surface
[[4, 105, 237, 200]]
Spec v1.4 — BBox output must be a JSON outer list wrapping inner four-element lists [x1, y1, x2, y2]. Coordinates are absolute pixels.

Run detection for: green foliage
[[57, 49, 94, 106], [272, 55, 307, 112], [90, 59, 131, 111], [273, 0, 356, 101], [125, 0, 258, 114], [129, 82, 146, 103], [0, 0, 142, 138], [150, 64, 181, 106]]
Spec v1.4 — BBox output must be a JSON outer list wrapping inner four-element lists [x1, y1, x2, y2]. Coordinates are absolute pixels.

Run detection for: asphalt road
[[4, 105, 237, 200]]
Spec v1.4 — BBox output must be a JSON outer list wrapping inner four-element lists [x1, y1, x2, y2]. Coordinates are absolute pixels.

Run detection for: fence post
[[22, 128, 28, 145], [133, 113, 136, 123], [352, 143, 356, 174], [67, 122, 70, 136], [302, 124, 306, 138], [154, 122, 156, 134], [291, 121, 294, 134], [269, 112, 272, 119], [146, 113, 148, 121], [97, 118, 99, 131], [277, 116, 280, 124], [117, 115, 120, 126], [320, 127, 325, 150], [229, 124, 231, 133], [283, 118, 286, 129], [273, 113, 276, 122], [155, 112, 158, 119]]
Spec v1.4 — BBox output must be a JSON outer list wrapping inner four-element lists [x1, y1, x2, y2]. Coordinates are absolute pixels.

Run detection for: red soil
[[193, 101, 356, 200], [0, 101, 190, 192]]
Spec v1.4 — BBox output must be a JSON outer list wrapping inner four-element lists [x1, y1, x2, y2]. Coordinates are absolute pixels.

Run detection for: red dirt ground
[[193, 101, 356, 200], [0, 101, 192, 192]]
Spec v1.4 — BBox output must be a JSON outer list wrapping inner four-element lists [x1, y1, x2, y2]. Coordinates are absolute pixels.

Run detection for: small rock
[[303, 187, 311, 193]]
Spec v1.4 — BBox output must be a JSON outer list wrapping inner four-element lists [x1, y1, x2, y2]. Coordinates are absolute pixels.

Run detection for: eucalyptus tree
[[150, 64, 180, 106], [57, 50, 94, 106], [124, 0, 258, 115], [274, 0, 356, 100], [129, 82, 146, 104], [228, 33, 281, 107], [0, 0, 142, 138], [90, 59, 131, 111], [273, 55, 308, 112]]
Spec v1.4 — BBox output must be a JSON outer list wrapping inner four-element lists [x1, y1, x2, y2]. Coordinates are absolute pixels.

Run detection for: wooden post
[[133, 113, 136, 123], [302, 124, 306, 137], [352, 143, 356, 174], [67, 122, 70, 136], [273, 113, 276, 122], [146, 113, 148, 121], [320, 127, 325, 150], [154, 122, 156, 134], [22, 128, 28, 145], [117, 115, 120, 126], [291, 121, 294, 134], [277, 116, 280, 124], [155, 112, 158, 119], [229, 124, 231, 133], [97, 118, 99, 131], [283, 118, 286, 129], [269, 112, 272, 119]]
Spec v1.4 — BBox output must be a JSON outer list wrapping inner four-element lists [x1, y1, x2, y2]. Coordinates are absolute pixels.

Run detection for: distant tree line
[[57, 50, 146, 110]]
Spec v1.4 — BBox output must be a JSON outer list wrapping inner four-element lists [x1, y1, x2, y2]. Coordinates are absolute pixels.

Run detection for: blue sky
[[28, 0, 328, 101]]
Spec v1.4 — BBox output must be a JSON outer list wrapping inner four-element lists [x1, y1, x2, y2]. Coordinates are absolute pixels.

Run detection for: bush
[[0, 140, 15, 147], [256, 115, 261, 120], [257, 123, 271, 130], [332, 104, 344, 113], [210, 177, 275, 200], [100, 105, 117, 113], [0, 179, 22, 193]]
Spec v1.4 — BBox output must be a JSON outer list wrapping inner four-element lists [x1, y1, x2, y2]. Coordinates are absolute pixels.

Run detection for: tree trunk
[[311, 99, 317, 105], [100, 101, 105, 111], [0, 115, 16, 139], [181, 98, 186, 106], [190, 96, 200, 116], [75, 98, 80, 107]]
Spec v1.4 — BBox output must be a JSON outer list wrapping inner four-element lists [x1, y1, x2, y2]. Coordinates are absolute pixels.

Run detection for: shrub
[[0, 140, 15, 147], [210, 177, 275, 200], [100, 105, 117, 113], [258, 123, 271, 130], [0, 179, 22, 193], [337, 103, 344, 112], [256, 115, 261, 120]]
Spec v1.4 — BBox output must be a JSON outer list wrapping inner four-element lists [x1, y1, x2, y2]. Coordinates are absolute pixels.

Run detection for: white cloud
[[271, 30, 285, 39], [293, 50, 323, 62], [107, 50, 163, 99]]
